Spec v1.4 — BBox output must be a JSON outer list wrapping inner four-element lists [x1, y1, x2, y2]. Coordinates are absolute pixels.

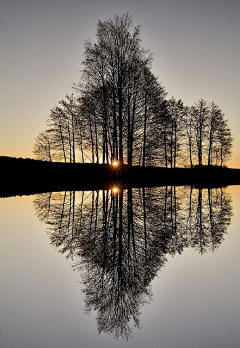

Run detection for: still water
[[0, 186, 240, 348]]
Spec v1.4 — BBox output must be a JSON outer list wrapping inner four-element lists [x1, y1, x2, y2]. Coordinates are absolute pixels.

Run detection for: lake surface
[[1, 185, 240, 348]]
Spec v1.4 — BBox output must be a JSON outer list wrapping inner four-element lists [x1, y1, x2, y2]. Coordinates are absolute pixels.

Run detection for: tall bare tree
[[75, 14, 166, 166]]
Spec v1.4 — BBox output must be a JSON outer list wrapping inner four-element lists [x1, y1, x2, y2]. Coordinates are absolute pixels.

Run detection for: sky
[[1, 0, 240, 167]]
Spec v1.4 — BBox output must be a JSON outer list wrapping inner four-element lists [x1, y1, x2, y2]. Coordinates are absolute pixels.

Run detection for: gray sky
[[1, 0, 240, 166]]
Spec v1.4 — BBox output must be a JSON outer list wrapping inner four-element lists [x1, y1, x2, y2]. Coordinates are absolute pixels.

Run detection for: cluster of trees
[[33, 185, 232, 339], [33, 14, 233, 167], [33, 95, 78, 163], [151, 98, 233, 167]]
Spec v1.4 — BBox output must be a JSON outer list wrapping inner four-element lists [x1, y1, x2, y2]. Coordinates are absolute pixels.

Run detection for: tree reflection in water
[[33, 186, 232, 339]]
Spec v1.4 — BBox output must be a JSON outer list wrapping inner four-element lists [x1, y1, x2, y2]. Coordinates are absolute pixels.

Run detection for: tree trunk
[[142, 95, 148, 167]]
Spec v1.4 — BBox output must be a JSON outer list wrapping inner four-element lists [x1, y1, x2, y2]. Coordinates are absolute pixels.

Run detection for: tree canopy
[[33, 14, 233, 167]]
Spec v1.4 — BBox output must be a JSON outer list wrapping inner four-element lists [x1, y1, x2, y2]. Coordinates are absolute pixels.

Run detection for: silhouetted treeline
[[2, 156, 240, 198], [33, 14, 233, 167], [33, 186, 232, 339]]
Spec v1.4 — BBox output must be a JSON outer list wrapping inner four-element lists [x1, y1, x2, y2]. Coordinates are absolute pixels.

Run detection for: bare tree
[[191, 99, 209, 166], [47, 94, 78, 163], [34, 94, 87, 163], [33, 130, 52, 161], [75, 14, 166, 166], [182, 106, 194, 168], [217, 119, 233, 166], [166, 98, 184, 168]]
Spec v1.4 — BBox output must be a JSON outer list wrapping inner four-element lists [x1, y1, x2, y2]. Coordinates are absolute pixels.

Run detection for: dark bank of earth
[[1, 156, 240, 197]]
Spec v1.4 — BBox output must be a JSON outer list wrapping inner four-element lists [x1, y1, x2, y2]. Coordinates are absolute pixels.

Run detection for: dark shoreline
[[1, 156, 240, 197]]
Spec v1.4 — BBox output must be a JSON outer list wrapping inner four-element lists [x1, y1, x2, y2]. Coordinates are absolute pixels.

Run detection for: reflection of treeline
[[33, 186, 232, 339], [33, 15, 233, 167]]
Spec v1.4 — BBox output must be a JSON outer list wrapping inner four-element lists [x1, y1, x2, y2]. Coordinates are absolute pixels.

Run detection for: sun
[[112, 187, 118, 193], [112, 161, 118, 166]]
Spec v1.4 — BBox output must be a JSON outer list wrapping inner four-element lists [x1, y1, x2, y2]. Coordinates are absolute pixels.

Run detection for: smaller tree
[[207, 102, 222, 166], [35, 94, 88, 163], [33, 130, 52, 161], [191, 99, 209, 166], [217, 120, 233, 166], [166, 98, 184, 168], [46, 106, 68, 162], [206, 102, 233, 166], [182, 106, 195, 168]]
